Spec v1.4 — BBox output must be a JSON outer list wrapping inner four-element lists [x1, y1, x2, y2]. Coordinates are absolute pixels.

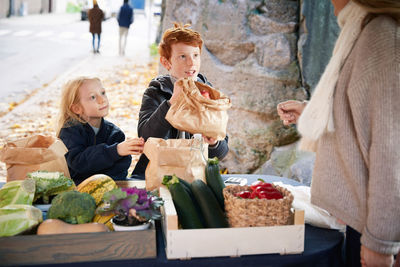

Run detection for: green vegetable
[[0, 179, 35, 208], [191, 179, 228, 228], [205, 157, 225, 209], [47, 191, 96, 224], [162, 175, 204, 229], [0, 204, 43, 237], [28, 171, 75, 204]]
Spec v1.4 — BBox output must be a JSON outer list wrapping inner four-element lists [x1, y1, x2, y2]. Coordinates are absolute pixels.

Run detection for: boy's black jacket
[[131, 74, 229, 178]]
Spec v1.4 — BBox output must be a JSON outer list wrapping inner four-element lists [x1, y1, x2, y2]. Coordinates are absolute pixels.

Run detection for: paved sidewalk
[[0, 12, 160, 182]]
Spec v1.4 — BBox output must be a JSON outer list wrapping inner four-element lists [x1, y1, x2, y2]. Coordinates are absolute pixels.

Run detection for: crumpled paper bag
[[165, 78, 231, 140], [0, 135, 70, 181], [144, 137, 208, 191]]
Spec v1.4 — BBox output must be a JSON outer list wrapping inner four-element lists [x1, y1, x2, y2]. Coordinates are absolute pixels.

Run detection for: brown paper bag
[[0, 135, 70, 181], [144, 137, 208, 191], [165, 79, 232, 140]]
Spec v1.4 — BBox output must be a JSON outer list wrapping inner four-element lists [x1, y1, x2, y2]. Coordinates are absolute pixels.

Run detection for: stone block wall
[[159, 0, 338, 174]]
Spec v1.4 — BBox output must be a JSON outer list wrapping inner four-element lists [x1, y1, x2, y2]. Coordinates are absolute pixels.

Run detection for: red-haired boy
[[131, 23, 229, 178]]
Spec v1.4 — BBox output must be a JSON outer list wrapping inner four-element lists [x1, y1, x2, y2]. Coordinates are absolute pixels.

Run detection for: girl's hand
[[203, 136, 218, 146], [360, 245, 394, 267], [117, 137, 144, 156], [277, 100, 307, 125]]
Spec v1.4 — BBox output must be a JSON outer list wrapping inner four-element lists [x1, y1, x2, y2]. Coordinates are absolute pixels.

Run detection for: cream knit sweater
[[311, 15, 400, 255]]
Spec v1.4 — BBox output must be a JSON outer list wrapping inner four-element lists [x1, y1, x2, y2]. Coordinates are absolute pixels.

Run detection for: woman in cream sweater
[[277, 0, 400, 266]]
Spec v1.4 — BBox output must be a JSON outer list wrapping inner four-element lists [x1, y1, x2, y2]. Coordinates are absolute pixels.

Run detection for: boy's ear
[[160, 56, 171, 71], [71, 103, 83, 115]]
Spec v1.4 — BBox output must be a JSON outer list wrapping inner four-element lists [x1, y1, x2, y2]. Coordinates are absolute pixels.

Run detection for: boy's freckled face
[[167, 43, 201, 79]]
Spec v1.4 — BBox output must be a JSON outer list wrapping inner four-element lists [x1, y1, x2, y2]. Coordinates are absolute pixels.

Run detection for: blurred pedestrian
[[88, 0, 104, 53], [117, 0, 134, 56]]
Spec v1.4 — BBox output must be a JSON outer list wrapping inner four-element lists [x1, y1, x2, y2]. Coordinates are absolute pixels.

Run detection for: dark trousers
[[92, 33, 101, 52], [345, 226, 361, 267]]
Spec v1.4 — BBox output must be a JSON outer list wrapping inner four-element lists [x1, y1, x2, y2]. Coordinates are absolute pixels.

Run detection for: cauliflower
[[28, 171, 76, 204], [47, 191, 96, 224]]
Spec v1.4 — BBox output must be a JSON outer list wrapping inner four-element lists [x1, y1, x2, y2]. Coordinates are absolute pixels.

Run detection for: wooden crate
[[0, 180, 156, 266], [160, 187, 305, 260]]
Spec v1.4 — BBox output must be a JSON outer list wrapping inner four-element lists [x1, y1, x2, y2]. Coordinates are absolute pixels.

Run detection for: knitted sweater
[[311, 16, 400, 255]]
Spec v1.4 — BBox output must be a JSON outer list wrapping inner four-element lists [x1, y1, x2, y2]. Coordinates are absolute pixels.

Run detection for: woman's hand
[[360, 245, 394, 267], [117, 137, 144, 156], [169, 81, 184, 105], [277, 100, 307, 125]]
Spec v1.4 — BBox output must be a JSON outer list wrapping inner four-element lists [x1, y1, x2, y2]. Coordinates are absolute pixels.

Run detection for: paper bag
[[0, 135, 71, 181], [144, 137, 208, 191], [165, 79, 232, 140]]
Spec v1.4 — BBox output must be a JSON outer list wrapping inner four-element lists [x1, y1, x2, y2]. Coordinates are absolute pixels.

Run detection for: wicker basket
[[223, 185, 294, 227]]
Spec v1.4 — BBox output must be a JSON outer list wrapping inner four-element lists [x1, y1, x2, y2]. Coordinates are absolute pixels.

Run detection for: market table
[[3, 174, 344, 267]]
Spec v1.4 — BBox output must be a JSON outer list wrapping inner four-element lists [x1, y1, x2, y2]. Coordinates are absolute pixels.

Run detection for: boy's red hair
[[158, 23, 203, 60]]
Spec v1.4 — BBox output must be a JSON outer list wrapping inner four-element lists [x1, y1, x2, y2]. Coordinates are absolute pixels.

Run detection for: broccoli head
[[47, 191, 96, 224]]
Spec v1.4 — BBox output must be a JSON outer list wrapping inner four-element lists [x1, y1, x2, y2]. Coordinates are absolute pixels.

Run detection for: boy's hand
[[169, 81, 183, 105], [117, 137, 144, 156], [203, 136, 218, 146]]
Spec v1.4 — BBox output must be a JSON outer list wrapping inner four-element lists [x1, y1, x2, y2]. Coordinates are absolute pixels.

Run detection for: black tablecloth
[[37, 175, 345, 267]]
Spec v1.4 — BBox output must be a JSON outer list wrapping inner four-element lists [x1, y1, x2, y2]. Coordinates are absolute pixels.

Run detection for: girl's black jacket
[[59, 119, 131, 185]]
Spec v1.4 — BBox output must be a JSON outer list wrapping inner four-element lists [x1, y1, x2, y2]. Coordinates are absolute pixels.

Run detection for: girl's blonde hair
[[353, 0, 400, 23], [56, 76, 101, 137]]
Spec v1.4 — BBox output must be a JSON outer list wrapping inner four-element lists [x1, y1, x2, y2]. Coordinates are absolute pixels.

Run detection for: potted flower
[[97, 187, 164, 231]]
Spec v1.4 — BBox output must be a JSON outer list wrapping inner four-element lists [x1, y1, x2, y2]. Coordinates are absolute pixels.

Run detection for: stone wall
[[160, 0, 338, 175]]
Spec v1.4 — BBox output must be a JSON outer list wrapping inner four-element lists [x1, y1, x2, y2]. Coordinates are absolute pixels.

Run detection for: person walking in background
[[277, 0, 399, 266], [88, 0, 104, 54], [117, 0, 134, 56]]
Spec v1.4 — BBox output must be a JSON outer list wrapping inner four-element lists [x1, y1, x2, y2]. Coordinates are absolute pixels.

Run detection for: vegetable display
[[162, 175, 204, 229], [0, 179, 35, 208], [47, 191, 96, 224], [236, 180, 283, 200], [37, 219, 109, 235], [97, 186, 164, 226], [28, 171, 75, 204], [0, 204, 43, 237], [191, 179, 228, 228], [205, 157, 225, 209], [77, 174, 118, 206]]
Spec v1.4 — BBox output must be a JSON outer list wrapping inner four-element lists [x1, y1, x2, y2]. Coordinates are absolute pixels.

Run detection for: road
[[0, 11, 158, 105]]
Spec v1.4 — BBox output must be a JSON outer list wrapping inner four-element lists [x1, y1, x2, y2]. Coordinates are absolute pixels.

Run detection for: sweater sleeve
[[360, 63, 400, 255], [208, 135, 229, 160]]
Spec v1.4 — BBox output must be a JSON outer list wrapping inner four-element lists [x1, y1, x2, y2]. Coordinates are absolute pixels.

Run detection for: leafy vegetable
[[47, 191, 96, 224], [0, 204, 43, 237], [0, 179, 35, 208], [28, 171, 75, 204], [97, 187, 164, 225]]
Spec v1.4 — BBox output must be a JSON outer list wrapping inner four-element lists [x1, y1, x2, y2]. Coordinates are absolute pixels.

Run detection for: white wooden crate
[[160, 187, 305, 260]]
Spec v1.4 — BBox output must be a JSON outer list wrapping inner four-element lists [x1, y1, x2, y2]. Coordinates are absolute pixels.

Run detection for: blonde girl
[[57, 76, 144, 185]]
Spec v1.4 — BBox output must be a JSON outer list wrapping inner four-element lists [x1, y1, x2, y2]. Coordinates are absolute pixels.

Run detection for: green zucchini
[[162, 175, 204, 229], [205, 157, 225, 209], [191, 179, 228, 228]]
